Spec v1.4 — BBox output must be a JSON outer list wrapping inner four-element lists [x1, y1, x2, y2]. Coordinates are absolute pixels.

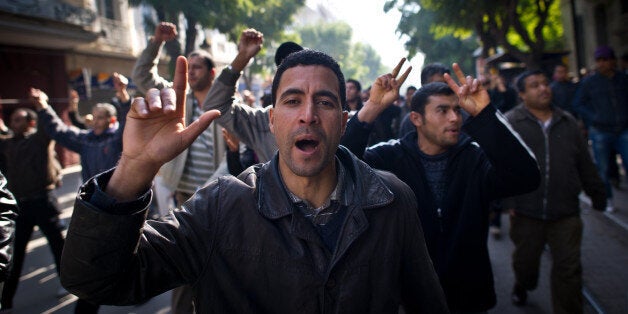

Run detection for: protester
[[573, 45, 628, 212], [60, 50, 449, 313], [505, 70, 606, 313], [35, 73, 130, 182], [0, 107, 66, 312], [132, 21, 239, 312], [341, 63, 540, 313]]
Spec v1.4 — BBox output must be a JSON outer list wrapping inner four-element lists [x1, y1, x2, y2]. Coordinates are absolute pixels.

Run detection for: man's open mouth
[[296, 139, 319, 153]]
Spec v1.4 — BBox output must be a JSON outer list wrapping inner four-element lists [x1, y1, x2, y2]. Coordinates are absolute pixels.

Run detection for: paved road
[[8, 166, 628, 313]]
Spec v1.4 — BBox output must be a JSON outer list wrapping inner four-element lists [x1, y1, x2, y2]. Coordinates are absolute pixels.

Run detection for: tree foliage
[[128, 0, 305, 72], [298, 21, 387, 87], [386, 0, 565, 70]]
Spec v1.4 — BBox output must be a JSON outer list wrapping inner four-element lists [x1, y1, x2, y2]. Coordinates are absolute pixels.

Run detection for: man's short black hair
[[411, 82, 455, 115], [272, 50, 347, 111], [515, 70, 546, 93], [188, 49, 215, 70], [420, 63, 450, 85]]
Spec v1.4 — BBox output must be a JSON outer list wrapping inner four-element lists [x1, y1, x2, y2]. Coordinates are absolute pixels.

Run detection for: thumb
[[179, 110, 221, 147]]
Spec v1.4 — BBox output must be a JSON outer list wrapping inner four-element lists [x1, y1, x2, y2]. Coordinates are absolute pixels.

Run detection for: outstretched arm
[[106, 56, 220, 202], [341, 58, 411, 158]]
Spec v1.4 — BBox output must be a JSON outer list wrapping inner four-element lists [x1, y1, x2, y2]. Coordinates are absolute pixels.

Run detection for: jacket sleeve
[[339, 114, 373, 159], [572, 81, 593, 127], [575, 129, 607, 210], [463, 104, 540, 198], [131, 39, 172, 94], [61, 169, 218, 305], [37, 107, 85, 153], [202, 68, 276, 162], [0, 171, 18, 282]]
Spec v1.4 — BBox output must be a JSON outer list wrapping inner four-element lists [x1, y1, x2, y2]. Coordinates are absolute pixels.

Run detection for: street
[[8, 166, 628, 313]]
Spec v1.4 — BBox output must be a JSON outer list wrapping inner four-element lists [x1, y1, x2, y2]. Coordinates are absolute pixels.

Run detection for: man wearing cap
[[574, 45, 628, 212]]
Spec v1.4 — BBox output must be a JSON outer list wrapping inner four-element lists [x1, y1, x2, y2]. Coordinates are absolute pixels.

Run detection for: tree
[[128, 0, 306, 78], [298, 21, 387, 87], [392, 5, 476, 72], [386, 0, 565, 70]]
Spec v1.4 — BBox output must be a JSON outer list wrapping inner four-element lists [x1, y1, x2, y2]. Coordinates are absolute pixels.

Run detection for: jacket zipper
[[542, 123, 550, 219]]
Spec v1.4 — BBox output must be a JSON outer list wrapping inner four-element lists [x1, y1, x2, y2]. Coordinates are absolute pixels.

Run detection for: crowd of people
[[0, 20, 625, 314]]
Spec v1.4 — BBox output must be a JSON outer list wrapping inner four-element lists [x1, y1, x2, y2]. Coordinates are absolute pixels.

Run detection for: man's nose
[[300, 102, 319, 124]]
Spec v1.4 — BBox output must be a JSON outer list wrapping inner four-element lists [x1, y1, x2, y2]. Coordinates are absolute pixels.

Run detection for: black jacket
[[503, 105, 606, 218], [61, 147, 449, 313], [0, 170, 18, 282], [341, 104, 540, 312]]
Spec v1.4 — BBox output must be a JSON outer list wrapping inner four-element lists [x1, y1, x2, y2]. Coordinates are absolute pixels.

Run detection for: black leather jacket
[[61, 147, 449, 313], [0, 171, 18, 282]]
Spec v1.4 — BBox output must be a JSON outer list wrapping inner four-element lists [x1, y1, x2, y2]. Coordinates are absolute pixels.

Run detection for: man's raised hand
[[357, 58, 412, 123], [106, 56, 220, 201], [443, 63, 490, 116]]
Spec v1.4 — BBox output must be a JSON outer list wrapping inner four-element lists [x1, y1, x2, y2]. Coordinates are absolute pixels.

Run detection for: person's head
[[420, 63, 450, 85], [409, 82, 461, 155], [261, 93, 273, 108], [515, 70, 552, 111], [405, 85, 417, 104], [552, 64, 569, 82], [187, 49, 216, 92], [91, 103, 117, 135], [620, 52, 628, 71], [275, 41, 304, 66], [9, 108, 37, 134], [242, 89, 256, 107], [594, 45, 617, 76], [345, 79, 362, 106], [361, 86, 371, 103], [269, 49, 348, 180]]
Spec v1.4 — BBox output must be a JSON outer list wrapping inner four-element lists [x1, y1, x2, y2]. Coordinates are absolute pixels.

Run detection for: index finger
[[451, 63, 466, 84], [397, 66, 412, 86], [173, 56, 188, 118], [443, 73, 460, 92], [391, 58, 406, 78]]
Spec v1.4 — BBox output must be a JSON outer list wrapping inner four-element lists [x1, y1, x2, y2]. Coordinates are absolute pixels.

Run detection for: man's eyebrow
[[313, 90, 340, 103], [279, 88, 305, 100]]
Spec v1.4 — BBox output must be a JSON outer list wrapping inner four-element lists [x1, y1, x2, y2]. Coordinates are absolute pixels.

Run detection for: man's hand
[[29, 88, 49, 111], [357, 58, 412, 123], [222, 128, 240, 153], [444, 63, 490, 116], [153, 22, 177, 43], [112, 72, 130, 103], [231, 28, 264, 72], [106, 56, 221, 201], [69, 89, 79, 111]]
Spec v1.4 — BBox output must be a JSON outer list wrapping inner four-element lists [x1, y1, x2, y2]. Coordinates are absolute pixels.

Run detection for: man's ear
[[340, 110, 348, 136], [28, 120, 37, 128], [268, 107, 275, 134], [410, 111, 423, 127], [110, 116, 117, 124]]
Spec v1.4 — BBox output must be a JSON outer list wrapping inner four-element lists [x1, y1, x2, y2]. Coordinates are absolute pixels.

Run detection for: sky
[[306, 0, 424, 87]]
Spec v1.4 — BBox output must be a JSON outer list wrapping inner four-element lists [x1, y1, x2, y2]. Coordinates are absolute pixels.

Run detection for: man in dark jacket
[[504, 70, 606, 314], [60, 50, 449, 313], [341, 63, 540, 313], [0, 170, 18, 302]]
